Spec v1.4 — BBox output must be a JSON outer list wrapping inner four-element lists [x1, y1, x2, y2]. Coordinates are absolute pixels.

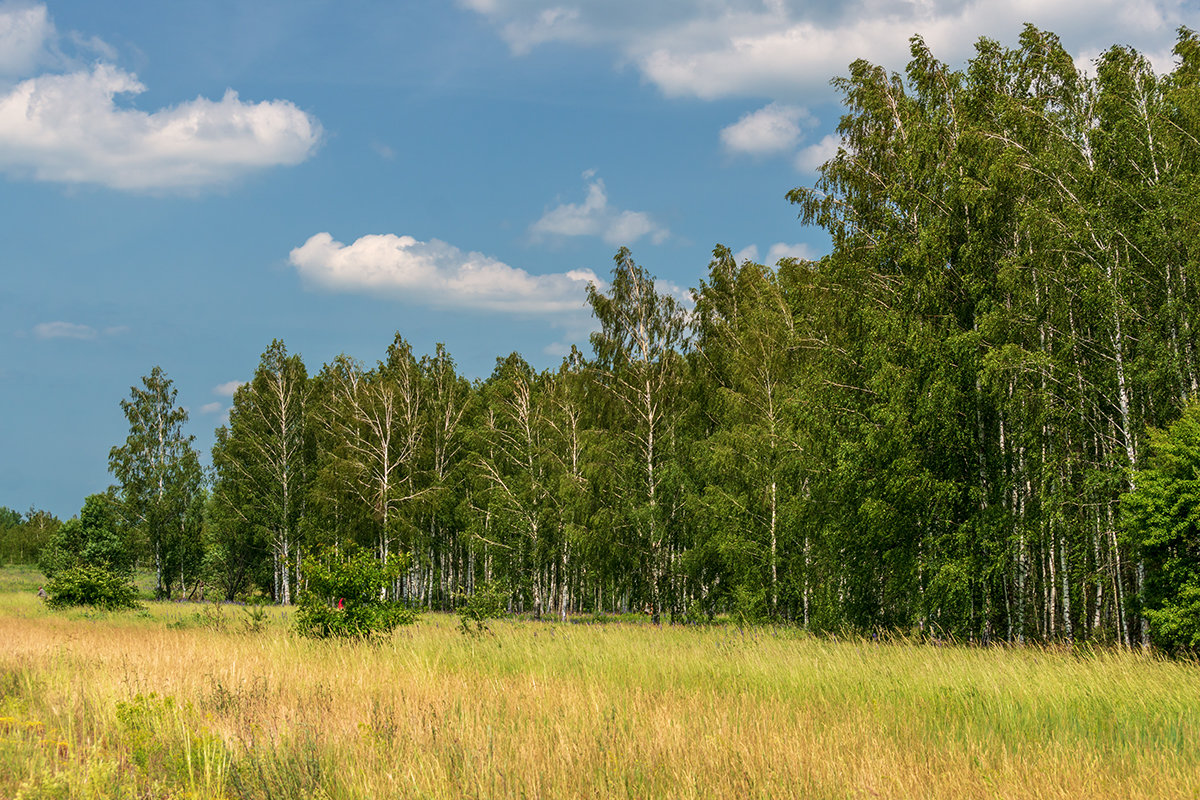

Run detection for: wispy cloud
[[730, 242, 813, 266], [531, 172, 668, 246], [0, 1, 55, 76], [0, 4, 322, 191], [213, 380, 245, 397], [33, 320, 96, 339], [766, 242, 812, 263], [290, 231, 602, 315]]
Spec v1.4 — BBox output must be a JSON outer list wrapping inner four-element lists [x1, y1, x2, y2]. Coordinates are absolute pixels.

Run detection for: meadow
[[1, 566, 1198, 799]]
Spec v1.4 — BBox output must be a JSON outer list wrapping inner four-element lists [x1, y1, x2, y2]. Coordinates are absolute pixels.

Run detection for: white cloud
[[730, 242, 813, 266], [200, 401, 225, 415], [0, 2, 53, 76], [794, 133, 843, 173], [464, 0, 1191, 100], [371, 140, 396, 161], [0, 4, 321, 191], [531, 174, 669, 246], [766, 242, 812, 263], [721, 103, 811, 156], [0, 64, 321, 190], [213, 381, 245, 397], [33, 320, 95, 339], [289, 232, 603, 315], [733, 244, 758, 264]]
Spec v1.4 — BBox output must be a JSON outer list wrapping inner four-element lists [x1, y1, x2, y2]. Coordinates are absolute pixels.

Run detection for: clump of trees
[[31, 26, 1200, 652], [0, 507, 58, 565], [39, 494, 140, 610]]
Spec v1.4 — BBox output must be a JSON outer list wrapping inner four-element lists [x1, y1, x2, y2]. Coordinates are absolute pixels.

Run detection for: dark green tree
[[1122, 401, 1200, 651]]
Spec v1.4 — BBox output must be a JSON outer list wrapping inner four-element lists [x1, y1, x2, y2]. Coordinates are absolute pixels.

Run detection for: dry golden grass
[[1, 582, 1198, 799]]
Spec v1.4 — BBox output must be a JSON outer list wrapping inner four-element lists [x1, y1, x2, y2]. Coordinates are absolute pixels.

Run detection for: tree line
[[20, 26, 1200, 648]]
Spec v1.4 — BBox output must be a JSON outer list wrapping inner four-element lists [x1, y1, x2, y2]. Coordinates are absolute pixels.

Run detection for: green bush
[[294, 547, 416, 640], [455, 580, 509, 635], [45, 564, 141, 610]]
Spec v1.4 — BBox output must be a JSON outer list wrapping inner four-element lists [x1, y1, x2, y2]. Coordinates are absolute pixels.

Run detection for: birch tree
[[211, 340, 310, 604], [588, 248, 689, 623], [109, 366, 204, 600]]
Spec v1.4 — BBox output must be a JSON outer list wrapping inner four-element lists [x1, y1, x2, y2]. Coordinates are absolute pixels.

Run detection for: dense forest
[[13, 26, 1200, 648]]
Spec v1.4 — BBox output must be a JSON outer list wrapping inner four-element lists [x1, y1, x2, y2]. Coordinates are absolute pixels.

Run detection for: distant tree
[[109, 366, 205, 599], [40, 493, 140, 610], [0, 507, 59, 565], [39, 493, 133, 579]]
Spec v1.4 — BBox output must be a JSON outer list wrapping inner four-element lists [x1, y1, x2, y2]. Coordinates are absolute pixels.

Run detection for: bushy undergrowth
[[44, 564, 141, 610], [455, 579, 508, 634], [294, 547, 415, 639]]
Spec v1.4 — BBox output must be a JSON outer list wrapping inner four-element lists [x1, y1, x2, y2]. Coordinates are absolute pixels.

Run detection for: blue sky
[[2, 0, 1194, 519]]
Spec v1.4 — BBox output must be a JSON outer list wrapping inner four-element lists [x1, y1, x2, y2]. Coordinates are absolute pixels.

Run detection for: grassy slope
[[1, 566, 1198, 799]]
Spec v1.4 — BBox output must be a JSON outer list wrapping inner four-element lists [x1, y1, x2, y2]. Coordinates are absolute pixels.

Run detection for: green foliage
[[45, 564, 141, 610], [38, 494, 140, 610], [1123, 402, 1200, 651], [294, 547, 415, 639], [455, 580, 508, 634], [0, 507, 58, 565], [39, 494, 133, 580], [109, 365, 206, 600]]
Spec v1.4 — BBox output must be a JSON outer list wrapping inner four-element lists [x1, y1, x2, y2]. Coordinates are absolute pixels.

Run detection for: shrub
[[455, 580, 509, 635], [294, 547, 416, 640], [45, 565, 141, 610]]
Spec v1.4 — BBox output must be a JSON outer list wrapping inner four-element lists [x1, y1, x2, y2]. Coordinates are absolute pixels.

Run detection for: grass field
[[1, 565, 1198, 799]]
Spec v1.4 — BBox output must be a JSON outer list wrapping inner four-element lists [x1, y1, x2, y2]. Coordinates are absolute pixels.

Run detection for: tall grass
[[1, 578, 1197, 798]]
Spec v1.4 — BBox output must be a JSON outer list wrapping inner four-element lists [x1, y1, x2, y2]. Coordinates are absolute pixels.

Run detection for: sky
[[2, 0, 1195, 519]]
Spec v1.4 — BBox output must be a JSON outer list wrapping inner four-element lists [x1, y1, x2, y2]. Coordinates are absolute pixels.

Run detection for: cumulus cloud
[[794, 133, 843, 173], [721, 103, 812, 156], [463, 0, 1191, 100], [719, 102, 841, 172], [289, 232, 602, 315], [0, 64, 321, 190], [213, 381, 245, 397], [200, 401, 225, 415], [0, 3, 321, 191], [33, 320, 95, 339], [531, 173, 669, 246]]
